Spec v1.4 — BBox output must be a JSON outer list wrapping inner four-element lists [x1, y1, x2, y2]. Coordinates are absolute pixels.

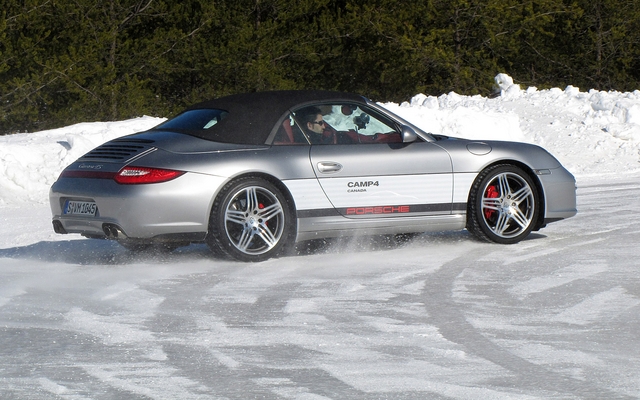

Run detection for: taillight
[[114, 167, 185, 184]]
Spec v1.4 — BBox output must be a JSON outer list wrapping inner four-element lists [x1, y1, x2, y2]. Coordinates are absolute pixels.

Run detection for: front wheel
[[467, 164, 540, 244], [207, 177, 294, 262]]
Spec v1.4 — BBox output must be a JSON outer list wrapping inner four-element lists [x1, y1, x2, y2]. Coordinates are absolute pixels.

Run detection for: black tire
[[467, 164, 540, 244], [206, 177, 295, 262]]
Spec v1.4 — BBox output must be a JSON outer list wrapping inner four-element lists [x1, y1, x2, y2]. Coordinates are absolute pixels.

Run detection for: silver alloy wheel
[[223, 185, 285, 255], [481, 171, 536, 239]]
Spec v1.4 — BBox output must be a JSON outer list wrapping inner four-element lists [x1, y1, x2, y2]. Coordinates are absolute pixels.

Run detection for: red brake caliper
[[484, 185, 499, 219], [259, 203, 266, 226]]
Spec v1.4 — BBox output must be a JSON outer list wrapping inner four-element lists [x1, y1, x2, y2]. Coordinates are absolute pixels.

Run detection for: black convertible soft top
[[157, 90, 366, 145]]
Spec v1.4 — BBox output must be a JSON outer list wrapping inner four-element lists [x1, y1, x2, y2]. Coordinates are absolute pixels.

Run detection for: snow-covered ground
[[1, 75, 639, 398]]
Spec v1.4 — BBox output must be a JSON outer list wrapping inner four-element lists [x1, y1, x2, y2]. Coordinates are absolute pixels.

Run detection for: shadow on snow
[[0, 230, 538, 266]]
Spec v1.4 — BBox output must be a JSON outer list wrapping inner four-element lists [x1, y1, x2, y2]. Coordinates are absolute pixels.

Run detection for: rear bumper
[[50, 172, 226, 240]]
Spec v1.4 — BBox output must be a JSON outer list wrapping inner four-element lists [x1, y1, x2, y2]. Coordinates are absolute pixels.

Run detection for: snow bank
[[383, 74, 640, 179], [1, 74, 640, 206], [0, 117, 165, 206]]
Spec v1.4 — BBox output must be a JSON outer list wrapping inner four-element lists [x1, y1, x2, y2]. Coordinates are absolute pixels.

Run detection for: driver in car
[[298, 106, 333, 144]]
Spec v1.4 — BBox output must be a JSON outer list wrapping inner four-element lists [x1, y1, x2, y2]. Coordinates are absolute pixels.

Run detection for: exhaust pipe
[[52, 220, 67, 234], [102, 223, 126, 239]]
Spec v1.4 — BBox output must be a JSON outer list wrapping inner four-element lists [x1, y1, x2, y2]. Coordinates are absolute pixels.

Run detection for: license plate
[[64, 201, 98, 216]]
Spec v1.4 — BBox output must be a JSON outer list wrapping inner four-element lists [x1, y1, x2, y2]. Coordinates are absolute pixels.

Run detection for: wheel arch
[[207, 172, 299, 233]]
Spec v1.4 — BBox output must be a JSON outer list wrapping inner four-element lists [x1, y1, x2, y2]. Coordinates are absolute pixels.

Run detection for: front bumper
[[538, 166, 577, 221]]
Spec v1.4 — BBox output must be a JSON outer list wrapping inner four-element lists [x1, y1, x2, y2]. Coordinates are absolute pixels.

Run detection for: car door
[[295, 103, 454, 219]]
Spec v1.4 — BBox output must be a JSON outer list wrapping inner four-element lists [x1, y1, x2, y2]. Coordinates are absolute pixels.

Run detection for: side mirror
[[401, 125, 418, 143]]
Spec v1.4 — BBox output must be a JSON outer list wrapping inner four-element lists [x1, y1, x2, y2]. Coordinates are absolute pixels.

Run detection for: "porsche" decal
[[346, 206, 410, 215]]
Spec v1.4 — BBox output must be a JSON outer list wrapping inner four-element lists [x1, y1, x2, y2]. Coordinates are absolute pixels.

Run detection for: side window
[[272, 114, 309, 145], [292, 103, 404, 145], [156, 109, 229, 131], [325, 104, 402, 144], [292, 105, 336, 145]]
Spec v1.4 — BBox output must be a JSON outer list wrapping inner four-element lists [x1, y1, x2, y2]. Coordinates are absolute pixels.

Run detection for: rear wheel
[[207, 177, 294, 262], [467, 164, 539, 244]]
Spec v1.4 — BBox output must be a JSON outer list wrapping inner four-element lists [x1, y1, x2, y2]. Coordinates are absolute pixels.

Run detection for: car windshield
[[155, 109, 229, 131]]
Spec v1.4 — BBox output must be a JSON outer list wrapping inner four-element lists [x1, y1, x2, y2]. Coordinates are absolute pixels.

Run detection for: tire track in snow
[[422, 244, 636, 399]]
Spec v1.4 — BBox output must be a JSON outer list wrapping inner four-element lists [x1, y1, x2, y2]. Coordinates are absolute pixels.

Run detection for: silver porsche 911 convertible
[[50, 91, 577, 261]]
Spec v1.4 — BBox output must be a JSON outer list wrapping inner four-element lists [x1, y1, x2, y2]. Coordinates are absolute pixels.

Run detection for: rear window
[[155, 109, 229, 131]]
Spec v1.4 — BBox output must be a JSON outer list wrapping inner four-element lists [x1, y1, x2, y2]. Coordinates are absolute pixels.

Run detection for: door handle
[[317, 162, 343, 173]]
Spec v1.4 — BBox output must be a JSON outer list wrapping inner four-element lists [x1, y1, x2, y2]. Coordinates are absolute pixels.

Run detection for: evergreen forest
[[1, 0, 639, 134]]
